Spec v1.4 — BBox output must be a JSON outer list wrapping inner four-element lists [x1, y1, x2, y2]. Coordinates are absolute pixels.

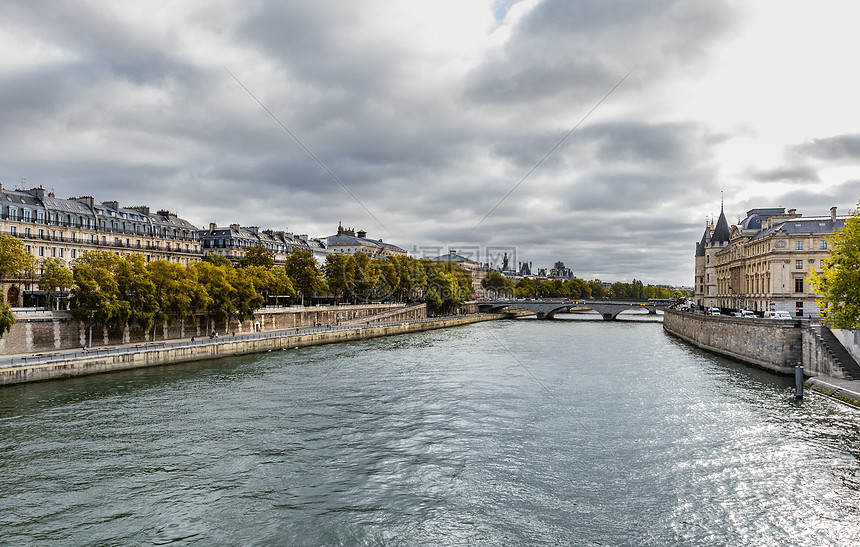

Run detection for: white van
[[763, 311, 792, 319]]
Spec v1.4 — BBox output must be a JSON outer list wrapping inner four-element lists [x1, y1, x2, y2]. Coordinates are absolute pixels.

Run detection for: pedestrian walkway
[[807, 376, 860, 408]]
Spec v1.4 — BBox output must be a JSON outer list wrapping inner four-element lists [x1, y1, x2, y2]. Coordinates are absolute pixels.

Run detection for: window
[[796, 301, 804, 317], [795, 241, 803, 250], [71, 249, 77, 259], [795, 260, 803, 270], [795, 278, 804, 293], [9, 226, 16, 236], [51, 247, 56, 257], [820, 241, 827, 250], [59, 248, 64, 258], [39, 246, 44, 257]]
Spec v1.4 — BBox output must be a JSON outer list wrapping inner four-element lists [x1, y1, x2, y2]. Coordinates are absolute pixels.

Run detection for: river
[[1, 312, 858, 545]]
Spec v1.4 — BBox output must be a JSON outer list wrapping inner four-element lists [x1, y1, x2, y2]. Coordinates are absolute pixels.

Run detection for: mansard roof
[[750, 217, 846, 242]]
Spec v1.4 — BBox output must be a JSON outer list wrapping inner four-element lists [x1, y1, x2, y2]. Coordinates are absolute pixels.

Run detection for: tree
[[115, 254, 158, 333], [238, 245, 275, 268], [194, 260, 236, 329], [351, 254, 380, 302], [38, 258, 74, 310], [286, 249, 327, 305], [376, 258, 400, 302], [70, 251, 123, 345], [809, 203, 860, 328], [392, 256, 426, 302], [0, 301, 15, 339], [324, 253, 354, 303], [482, 271, 514, 298], [148, 260, 210, 338], [0, 234, 35, 305], [515, 278, 536, 298]]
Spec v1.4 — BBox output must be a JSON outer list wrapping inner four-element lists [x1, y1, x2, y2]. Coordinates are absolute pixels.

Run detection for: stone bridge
[[476, 299, 663, 320]]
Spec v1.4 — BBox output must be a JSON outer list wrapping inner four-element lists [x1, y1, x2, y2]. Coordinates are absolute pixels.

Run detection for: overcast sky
[[2, 0, 859, 286]]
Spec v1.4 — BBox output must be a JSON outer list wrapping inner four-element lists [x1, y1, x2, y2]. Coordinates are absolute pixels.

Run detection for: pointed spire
[[712, 204, 731, 243]]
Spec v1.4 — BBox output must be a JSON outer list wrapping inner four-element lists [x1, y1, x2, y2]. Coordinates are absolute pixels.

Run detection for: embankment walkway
[[0, 313, 506, 386]]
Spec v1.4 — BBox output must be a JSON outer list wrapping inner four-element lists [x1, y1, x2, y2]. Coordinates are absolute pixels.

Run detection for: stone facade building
[[326, 223, 406, 258], [1, 183, 201, 306], [695, 205, 846, 318], [198, 224, 327, 265]]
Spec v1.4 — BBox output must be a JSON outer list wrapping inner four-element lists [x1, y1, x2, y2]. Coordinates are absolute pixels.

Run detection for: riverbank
[[0, 313, 510, 386], [806, 377, 860, 408]]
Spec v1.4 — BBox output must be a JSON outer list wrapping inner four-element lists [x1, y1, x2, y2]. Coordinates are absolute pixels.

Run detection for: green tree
[[0, 300, 15, 338], [0, 234, 35, 305], [286, 249, 327, 305], [194, 260, 236, 329], [351, 254, 380, 302], [375, 258, 400, 302], [228, 267, 264, 323], [115, 254, 159, 334], [809, 203, 860, 328], [70, 251, 123, 345], [324, 253, 354, 303], [238, 245, 275, 268], [515, 278, 536, 298], [38, 258, 74, 309], [148, 260, 210, 338], [204, 254, 232, 268], [588, 280, 606, 298], [482, 271, 514, 298], [392, 256, 427, 302]]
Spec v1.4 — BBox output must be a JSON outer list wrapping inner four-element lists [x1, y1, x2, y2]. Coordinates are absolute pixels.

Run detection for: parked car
[[740, 310, 757, 318], [763, 311, 792, 319]]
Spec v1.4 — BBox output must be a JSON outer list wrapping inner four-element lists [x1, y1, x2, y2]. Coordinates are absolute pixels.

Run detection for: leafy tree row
[[510, 276, 688, 300], [0, 236, 479, 339], [324, 253, 473, 313]]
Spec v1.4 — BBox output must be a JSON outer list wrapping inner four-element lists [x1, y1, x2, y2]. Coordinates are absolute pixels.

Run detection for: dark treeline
[[482, 271, 688, 300]]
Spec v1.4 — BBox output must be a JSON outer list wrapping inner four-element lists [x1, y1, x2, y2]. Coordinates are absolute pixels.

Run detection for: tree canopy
[[809, 203, 860, 328], [0, 234, 35, 282], [0, 301, 15, 339]]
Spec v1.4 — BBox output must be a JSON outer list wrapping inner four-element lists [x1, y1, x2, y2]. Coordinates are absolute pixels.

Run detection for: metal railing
[[0, 315, 471, 369]]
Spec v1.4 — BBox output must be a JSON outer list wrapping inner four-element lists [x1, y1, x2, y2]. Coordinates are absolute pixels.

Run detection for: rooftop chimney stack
[[831, 206, 837, 221]]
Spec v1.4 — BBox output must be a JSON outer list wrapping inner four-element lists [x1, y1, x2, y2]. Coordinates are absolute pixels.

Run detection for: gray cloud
[[793, 134, 860, 161], [1, 0, 854, 287], [746, 165, 820, 184]]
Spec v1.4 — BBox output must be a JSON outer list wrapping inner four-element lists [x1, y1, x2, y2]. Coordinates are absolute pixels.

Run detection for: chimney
[[831, 206, 837, 221], [31, 187, 45, 199], [73, 196, 95, 208], [357, 230, 367, 239], [102, 201, 119, 211]]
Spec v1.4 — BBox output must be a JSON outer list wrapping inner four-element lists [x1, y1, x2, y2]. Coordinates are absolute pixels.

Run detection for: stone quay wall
[[0, 314, 500, 386], [663, 309, 803, 375], [0, 304, 426, 356]]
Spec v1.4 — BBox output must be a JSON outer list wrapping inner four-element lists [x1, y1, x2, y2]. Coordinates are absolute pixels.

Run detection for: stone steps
[[816, 327, 860, 380]]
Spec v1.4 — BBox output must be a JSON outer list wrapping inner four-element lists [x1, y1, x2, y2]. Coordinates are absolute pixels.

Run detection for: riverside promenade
[[0, 313, 508, 386]]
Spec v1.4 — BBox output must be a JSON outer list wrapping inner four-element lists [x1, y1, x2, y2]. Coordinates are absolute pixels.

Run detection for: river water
[[1, 313, 859, 545]]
